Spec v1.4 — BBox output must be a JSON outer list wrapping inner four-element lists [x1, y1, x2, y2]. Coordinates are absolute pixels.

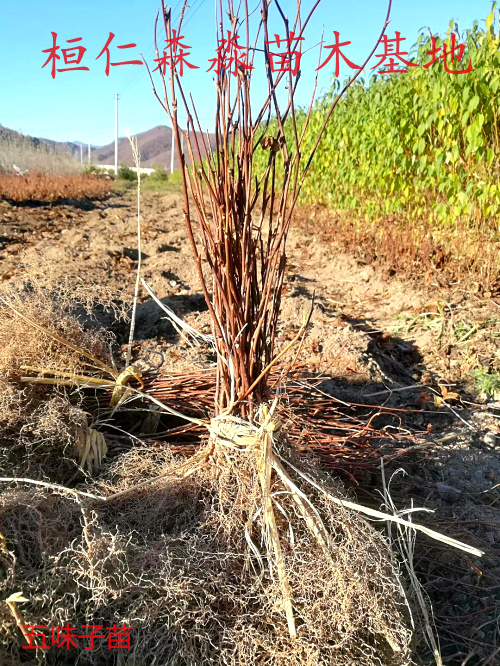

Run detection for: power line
[[118, 0, 214, 131], [171, 0, 186, 16], [183, 0, 205, 30]]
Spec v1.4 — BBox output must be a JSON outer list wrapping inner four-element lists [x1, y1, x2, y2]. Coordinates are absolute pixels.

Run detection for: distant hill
[[92, 125, 216, 170], [0, 125, 88, 160], [0, 124, 216, 170]]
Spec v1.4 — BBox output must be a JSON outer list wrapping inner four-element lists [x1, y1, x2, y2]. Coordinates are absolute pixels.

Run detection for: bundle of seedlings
[[138, 368, 429, 473], [109, 0, 479, 661], [0, 1, 484, 664]]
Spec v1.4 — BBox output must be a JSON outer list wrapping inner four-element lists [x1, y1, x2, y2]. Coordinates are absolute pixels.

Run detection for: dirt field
[[1, 190, 499, 664]]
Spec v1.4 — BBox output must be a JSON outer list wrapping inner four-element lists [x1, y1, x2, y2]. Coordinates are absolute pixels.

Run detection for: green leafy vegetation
[[303, 6, 499, 224], [83, 164, 114, 177], [253, 5, 500, 283], [148, 166, 168, 181], [474, 367, 500, 396], [114, 164, 182, 193], [117, 165, 137, 181]]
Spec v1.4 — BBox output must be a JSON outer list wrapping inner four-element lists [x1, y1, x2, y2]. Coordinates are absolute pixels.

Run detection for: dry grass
[[301, 206, 500, 293], [0, 276, 114, 389], [0, 131, 82, 176], [0, 270, 123, 482], [0, 173, 112, 204]]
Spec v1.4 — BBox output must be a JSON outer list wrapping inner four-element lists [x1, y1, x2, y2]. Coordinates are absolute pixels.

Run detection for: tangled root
[[0, 442, 413, 665]]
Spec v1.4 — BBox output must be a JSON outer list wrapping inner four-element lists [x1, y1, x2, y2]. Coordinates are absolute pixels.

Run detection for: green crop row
[[254, 4, 500, 238]]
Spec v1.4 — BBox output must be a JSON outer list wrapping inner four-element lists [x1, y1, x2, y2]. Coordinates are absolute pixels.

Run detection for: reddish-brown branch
[[149, 1, 392, 420]]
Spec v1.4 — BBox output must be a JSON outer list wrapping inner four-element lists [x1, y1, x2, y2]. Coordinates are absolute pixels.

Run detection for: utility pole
[[88, 139, 91, 164], [115, 93, 119, 175], [170, 125, 175, 174]]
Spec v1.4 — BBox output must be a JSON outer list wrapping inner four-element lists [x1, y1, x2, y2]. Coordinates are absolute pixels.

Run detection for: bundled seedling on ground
[[0, 1, 487, 664]]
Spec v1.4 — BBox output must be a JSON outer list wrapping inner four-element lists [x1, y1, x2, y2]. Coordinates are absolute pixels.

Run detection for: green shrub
[[117, 165, 137, 181], [149, 166, 168, 181], [253, 4, 500, 235], [82, 164, 102, 176], [167, 169, 184, 185]]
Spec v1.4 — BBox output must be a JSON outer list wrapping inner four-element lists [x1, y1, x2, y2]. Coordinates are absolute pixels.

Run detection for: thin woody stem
[[148, 0, 392, 420]]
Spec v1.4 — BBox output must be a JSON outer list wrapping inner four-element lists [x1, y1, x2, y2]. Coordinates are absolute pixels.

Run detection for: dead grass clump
[[0, 394, 92, 482], [0, 446, 413, 665], [0, 173, 112, 204], [0, 275, 119, 481], [0, 380, 24, 432], [0, 275, 114, 385]]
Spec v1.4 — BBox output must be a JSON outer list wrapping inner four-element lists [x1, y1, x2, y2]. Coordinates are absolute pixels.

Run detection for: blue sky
[[0, 0, 494, 146]]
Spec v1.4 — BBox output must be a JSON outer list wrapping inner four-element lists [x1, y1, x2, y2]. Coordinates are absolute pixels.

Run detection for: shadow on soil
[[1, 195, 126, 210]]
